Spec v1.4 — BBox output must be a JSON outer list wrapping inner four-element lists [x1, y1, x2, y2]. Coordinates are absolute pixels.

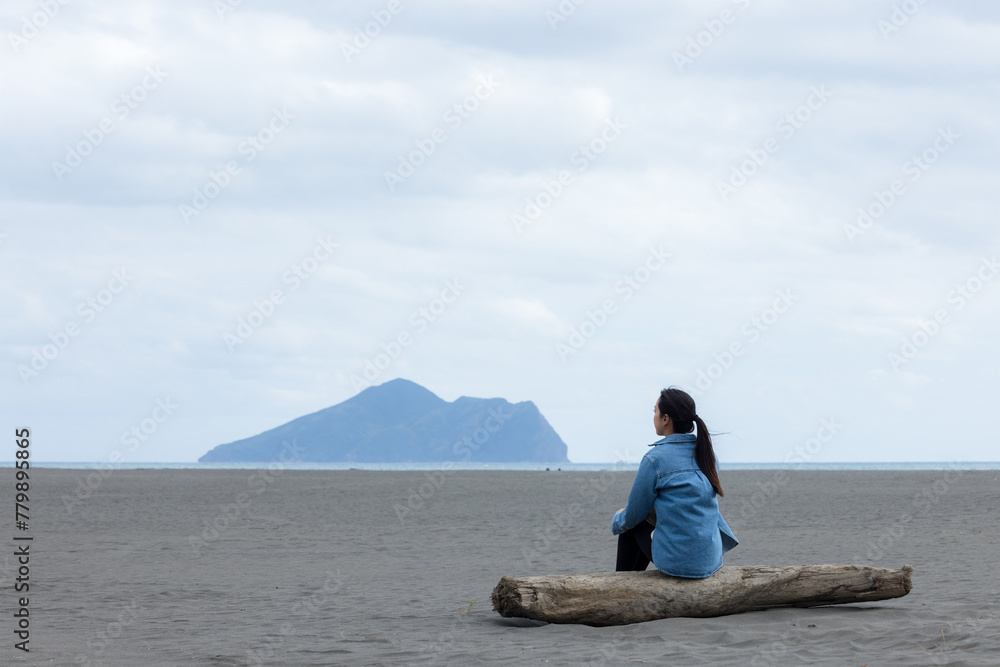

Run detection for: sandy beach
[[9, 468, 999, 665]]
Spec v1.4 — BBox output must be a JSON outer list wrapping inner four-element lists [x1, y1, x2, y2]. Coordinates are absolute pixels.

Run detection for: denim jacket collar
[[648, 433, 697, 447]]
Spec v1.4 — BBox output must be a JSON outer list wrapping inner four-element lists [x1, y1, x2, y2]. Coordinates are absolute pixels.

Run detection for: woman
[[612, 387, 738, 578]]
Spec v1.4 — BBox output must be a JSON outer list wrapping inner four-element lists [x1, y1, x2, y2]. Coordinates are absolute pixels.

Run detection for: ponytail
[[657, 387, 725, 497], [693, 415, 724, 497]]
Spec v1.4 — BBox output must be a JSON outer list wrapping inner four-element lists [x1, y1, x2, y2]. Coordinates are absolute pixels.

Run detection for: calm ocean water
[[15, 461, 1000, 471]]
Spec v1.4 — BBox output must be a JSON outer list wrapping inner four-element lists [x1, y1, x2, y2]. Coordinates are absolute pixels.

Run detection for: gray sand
[[11, 468, 1000, 665]]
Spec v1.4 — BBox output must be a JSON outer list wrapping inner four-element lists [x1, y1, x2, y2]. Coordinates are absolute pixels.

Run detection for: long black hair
[[657, 387, 724, 497]]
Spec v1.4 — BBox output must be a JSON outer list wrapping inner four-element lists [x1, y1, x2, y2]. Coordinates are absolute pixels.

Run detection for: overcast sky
[[2, 0, 998, 464]]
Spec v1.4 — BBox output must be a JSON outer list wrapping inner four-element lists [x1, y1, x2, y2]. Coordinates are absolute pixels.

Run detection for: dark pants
[[616, 521, 653, 571]]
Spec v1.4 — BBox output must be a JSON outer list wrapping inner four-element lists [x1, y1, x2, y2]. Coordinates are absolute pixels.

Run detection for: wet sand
[[10, 468, 1000, 665]]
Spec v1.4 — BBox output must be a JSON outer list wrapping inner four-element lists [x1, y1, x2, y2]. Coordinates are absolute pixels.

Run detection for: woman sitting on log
[[612, 387, 739, 577]]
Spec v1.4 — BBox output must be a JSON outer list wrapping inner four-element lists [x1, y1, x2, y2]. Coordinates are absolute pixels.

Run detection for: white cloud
[[2, 0, 998, 463]]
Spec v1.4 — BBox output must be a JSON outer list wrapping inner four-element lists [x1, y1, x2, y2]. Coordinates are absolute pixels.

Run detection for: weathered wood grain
[[491, 564, 913, 626]]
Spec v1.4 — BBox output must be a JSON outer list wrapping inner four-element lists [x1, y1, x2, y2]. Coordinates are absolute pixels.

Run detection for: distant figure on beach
[[612, 387, 738, 578]]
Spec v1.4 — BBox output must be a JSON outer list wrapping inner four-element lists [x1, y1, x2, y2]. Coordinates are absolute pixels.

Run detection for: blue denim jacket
[[611, 433, 738, 578]]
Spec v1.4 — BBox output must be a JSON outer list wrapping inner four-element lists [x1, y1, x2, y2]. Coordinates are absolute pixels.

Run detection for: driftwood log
[[492, 564, 913, 626]]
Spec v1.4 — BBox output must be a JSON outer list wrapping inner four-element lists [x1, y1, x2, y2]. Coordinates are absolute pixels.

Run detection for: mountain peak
[[358, 377, 444, 402]]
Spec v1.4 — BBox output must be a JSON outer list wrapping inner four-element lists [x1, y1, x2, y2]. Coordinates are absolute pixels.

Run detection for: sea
[[15, 461, 1000, 471]]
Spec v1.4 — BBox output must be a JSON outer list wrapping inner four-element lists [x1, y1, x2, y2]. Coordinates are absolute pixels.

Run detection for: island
[[199, 378, 570, 463]]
